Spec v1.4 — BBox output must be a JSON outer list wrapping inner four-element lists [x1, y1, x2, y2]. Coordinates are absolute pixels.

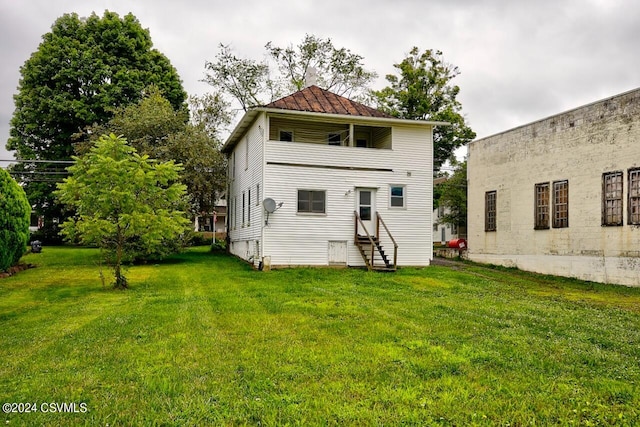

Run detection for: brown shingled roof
[[265, 85, 392, 118]]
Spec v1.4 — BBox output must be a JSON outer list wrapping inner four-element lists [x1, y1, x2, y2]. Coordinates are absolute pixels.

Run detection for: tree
[[374, 47, 476, 171], [55, 134, 190, 289], [7, 11, 187, 240], [0, 169, 31, 272], [436, 160, 467, 232], [203, 35, 377, 113], [81, 88, 227, 216]]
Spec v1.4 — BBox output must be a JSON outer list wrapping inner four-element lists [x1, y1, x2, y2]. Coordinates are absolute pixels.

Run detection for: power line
[[0, 159, 75, 164]]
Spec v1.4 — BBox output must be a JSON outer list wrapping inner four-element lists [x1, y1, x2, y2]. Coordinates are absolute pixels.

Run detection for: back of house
[[468, 88, 640, 286], [223, 86, 443, 270]]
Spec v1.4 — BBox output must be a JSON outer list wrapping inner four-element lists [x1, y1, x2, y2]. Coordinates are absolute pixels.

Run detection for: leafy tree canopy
[[374, 47, 476, 171], [435, 160, 467, 229], [55, 134, 190, 289], [82, 87, 226, 215], [0, 169, 31, 272], [7, 11, 187, 237], [203, 34, 377, 113]]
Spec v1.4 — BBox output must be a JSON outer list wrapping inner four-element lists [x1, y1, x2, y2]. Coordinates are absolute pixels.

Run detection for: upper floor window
[[534, 182, 550, 229], [389, 185, 406, 208], [602, 171, 623, 226], [279, 130, 293, 142], [297, 190, 325, 214], [629, 168, 640, 225], [553, 180, 569, 228], [485, 191, 497, 232], [327, 133, 342, 146]]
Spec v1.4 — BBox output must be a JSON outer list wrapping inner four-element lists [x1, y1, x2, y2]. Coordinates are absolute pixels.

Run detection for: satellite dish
[[263, 198, 277, 213]]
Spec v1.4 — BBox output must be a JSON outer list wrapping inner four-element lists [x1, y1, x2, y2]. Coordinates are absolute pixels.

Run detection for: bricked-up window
[[534, 183, 550, 229], [629, 168, 640, 225], [485, 191, 497, 231], [298, 190, 326, 214], [553, 180, 569, 228], [602, 171, 623, 226]]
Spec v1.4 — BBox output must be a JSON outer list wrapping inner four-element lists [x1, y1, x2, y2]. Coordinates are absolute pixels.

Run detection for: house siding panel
[[228, 114, 265, 267], [468, 89, 640, 286], [262, 125, 433, 267]]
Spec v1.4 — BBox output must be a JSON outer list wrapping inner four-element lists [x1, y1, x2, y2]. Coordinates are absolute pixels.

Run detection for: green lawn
[[1, 247, 639, 426]]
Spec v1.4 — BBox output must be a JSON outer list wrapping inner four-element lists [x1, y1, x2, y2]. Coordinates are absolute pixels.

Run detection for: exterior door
[[328, 241, 347, 265], [357, 188, 376, 236]]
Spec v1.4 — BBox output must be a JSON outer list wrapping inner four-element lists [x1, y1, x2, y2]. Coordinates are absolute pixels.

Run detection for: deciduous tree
[[374, 47, 476, 170], [436, 160, 467, 231], [55, 134, 190, 289], [7, 11, 187, 240], [203, 35, 377, 113]]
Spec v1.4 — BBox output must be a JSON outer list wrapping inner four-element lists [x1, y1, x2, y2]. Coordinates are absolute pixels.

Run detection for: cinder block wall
[[468, 89, 640, 286]]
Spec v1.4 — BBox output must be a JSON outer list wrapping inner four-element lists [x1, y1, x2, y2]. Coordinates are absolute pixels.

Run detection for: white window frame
[[297, 189, 326, 215], [389, 185, 406, 208]]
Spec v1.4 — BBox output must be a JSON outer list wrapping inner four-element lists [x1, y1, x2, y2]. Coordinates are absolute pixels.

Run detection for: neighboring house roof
[[265, 85, 393, 118], [222, 86, 448, 153]]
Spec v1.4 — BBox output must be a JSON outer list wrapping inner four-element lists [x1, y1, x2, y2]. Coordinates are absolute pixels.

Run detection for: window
[[389, 185, 405, 208], [485, 191, 496, 232], [242, 192, 246, 226], [534, 183, 550, 229], [327, 133, 341, 146], [279, 130, 293, 142], [297, 190, 325, 214], [629, 168, 640, 225], [245, 136, 249, 170], [248, 188, 251, 224], [256, 183, 260, 206], [231, 152, 236, 179], [553, 180, 569, 228], [356, 139, 368, 148], [602, 172, 623, 226]]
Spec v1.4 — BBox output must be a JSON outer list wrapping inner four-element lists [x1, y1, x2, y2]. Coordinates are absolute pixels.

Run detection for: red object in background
[[447, 238, 467, 249]]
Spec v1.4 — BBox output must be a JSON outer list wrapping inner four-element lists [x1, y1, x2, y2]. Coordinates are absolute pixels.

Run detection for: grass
[[1, 247, 639, 426]]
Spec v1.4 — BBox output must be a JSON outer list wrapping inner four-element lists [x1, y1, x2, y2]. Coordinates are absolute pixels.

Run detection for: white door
[[356, 188, 376, 236], [328, 241, 347, 265]]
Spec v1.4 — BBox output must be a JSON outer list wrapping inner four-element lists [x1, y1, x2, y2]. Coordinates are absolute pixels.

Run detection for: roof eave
[[222, 107, 450, 153]]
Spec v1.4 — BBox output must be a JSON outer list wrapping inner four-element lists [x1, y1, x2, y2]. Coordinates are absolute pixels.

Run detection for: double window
[[602, 168, 640, 226], [297, 190, 325, 214]]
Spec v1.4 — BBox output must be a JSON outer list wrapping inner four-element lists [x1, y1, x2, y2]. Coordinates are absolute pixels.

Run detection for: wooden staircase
[[354, 211, 398, 272]]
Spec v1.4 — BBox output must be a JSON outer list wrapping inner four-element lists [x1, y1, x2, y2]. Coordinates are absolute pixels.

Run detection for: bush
[[0, 169, 31, 271], [189, 231, 214, 247]]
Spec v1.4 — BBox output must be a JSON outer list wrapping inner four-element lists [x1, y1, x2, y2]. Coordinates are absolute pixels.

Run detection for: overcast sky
[[1, 0, 639, 164]]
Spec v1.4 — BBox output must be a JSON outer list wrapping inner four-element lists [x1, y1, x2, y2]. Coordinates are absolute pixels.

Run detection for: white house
[[468, 88, 640, 287], [222, 86, 445, 270]]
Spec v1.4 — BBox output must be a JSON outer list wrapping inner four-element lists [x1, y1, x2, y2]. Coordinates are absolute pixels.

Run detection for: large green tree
[[374, 47, 476, 171], [0, 169, 31, 272], [55, 134, 190, 289], [203, 34, 377, 113], [81, 87, 227, 216], [7, 11, 187, 240]]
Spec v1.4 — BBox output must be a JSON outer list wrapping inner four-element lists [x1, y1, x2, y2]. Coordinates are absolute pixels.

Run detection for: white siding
[[262, 125, 433, 267], [228, 115, 265, 267]]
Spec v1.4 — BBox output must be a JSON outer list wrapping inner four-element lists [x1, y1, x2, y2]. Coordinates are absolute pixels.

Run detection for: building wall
[[261, 124, 433, 267], [227, 115, 265, 267], [468, 89, 640, 286]]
